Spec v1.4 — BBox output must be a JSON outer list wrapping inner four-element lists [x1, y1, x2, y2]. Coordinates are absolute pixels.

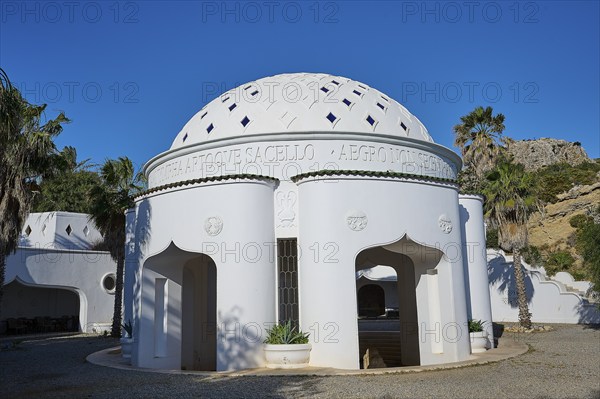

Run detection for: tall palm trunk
[[513, 249, 532, 329], [0, 250, 5, 320], [111, 255, 124, 337]]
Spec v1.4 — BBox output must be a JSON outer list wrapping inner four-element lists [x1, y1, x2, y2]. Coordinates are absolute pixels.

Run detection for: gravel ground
[[0, 324, 598, 398]]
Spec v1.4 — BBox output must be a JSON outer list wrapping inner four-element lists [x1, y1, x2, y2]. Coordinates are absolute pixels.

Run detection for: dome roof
[[171, 73, 433, 150]]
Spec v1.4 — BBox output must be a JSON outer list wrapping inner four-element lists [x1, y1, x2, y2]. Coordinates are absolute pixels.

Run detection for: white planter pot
[[470, 331, 488, 353], [120, 337, 134, 359], [264, 344, 312, 369]]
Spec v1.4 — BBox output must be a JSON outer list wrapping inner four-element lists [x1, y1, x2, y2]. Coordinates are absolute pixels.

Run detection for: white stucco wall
[[488, 250, 600, 324], [459, 195, 494, 345], [4, 212, 116, 333], [130, 179, 277, 371], [296, 175, 471, 369], [19, 212, 103, 250]]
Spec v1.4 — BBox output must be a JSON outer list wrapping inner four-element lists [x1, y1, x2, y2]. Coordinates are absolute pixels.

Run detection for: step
[[359, 331, 404, 367]]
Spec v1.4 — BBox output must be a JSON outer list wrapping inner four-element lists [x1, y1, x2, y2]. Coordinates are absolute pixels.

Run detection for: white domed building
[[124, 73, 493, 371]]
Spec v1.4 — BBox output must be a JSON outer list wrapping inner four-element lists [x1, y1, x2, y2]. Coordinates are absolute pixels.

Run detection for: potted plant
[[263, 321, 311, 369], [468, 319, 488, 353], [120, 320, 134, 359]]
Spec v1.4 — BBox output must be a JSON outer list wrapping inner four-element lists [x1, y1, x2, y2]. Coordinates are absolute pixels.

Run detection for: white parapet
[[488, 249, 600, 324]]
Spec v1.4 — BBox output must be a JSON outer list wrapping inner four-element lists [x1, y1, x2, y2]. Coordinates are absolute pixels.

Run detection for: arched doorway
[[141, 243, 217, 371], [356, 236, 454, 368], [357, 284, 385, 318], [1, 280, 80, 334], [356, 249, 420, 368], [181, 256, 217, 371]]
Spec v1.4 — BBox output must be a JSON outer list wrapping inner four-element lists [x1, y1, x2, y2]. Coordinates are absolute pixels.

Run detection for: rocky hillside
[[521, 137, 599, 276], [527, 181, 600, 261], [508, 138, 591, 171]]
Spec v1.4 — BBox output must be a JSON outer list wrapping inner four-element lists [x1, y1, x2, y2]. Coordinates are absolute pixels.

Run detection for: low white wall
[[553, 272, 593, 294], [488, 250, 600, 324]]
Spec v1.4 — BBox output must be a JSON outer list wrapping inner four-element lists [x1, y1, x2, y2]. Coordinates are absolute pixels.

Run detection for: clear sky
[[1, 1, 599, 170]]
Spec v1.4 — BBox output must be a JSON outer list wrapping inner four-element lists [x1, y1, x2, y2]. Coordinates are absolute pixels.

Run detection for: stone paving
[[0, 324, 598, 398]]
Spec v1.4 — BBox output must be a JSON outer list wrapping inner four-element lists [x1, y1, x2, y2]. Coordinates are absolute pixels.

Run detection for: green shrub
[[544, 250, 575, 276], [571, 270, 587, 281], [264, 321, 310, 344], [569, 214, 593, 228], [486, 228, 499, 249], [576, 222, 600, 293], [522, 246, 543, 267], [535, 162, 600, 203], [458, 168, 481, 194]]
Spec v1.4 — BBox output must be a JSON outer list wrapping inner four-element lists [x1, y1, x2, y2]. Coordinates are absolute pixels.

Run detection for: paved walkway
[[1, 324, 599, 398], [87, 337, 528, 376]]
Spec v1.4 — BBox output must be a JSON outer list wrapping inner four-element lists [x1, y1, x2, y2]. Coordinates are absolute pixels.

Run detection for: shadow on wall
[[135, 199, 152, 251], [488, 253, 535, 306], [576, 303, 600, 325], [54, 233, 91, 251], [217, 306, 262, 371]]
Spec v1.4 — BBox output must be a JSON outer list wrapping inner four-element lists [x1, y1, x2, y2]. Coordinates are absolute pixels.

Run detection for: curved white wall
[[459, 195, 494, 346], [296, 176, 471, 369], [131, 179, 276, 371]]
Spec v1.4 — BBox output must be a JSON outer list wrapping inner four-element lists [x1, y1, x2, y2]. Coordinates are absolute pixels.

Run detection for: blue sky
[[1, 1, 599, 170]]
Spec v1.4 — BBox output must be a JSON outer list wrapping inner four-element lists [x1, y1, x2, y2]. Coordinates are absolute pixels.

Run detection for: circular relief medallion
[[346, 210, 368, 231], [204, 216, 223, 236], [438, 214, 453, 234]]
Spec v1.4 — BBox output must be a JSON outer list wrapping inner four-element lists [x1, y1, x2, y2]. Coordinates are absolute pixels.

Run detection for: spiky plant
[[264, 320, 310, 344]]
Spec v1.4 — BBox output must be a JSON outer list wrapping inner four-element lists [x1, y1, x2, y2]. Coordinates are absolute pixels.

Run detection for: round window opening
[[102, 274, 116, 293]]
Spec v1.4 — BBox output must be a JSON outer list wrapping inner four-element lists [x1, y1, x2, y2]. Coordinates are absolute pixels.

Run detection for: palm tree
[[89, 157, 144, 337], [453, 106, 506, 186], [483, 161, 538, 329], [32, 146, 101, 214], [0, 69, 68, 318]]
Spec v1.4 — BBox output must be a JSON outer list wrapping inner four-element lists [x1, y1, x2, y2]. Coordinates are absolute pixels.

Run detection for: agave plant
[[121, 319, 133, 338], [264, 321, 310, 344], [468, 319, 484, 333]]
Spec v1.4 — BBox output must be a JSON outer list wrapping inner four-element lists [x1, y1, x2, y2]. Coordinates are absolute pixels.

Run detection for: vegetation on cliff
[[455, 106, 600, 308], [535, 161, 600, 203]]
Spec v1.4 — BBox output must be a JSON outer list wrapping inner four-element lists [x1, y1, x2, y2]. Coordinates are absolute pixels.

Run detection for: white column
[[459, 194, 494, 347]]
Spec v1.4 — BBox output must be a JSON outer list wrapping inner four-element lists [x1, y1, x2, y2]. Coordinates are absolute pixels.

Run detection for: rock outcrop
[[527, 181, 600, 265], [507, 138, 591, 171]]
